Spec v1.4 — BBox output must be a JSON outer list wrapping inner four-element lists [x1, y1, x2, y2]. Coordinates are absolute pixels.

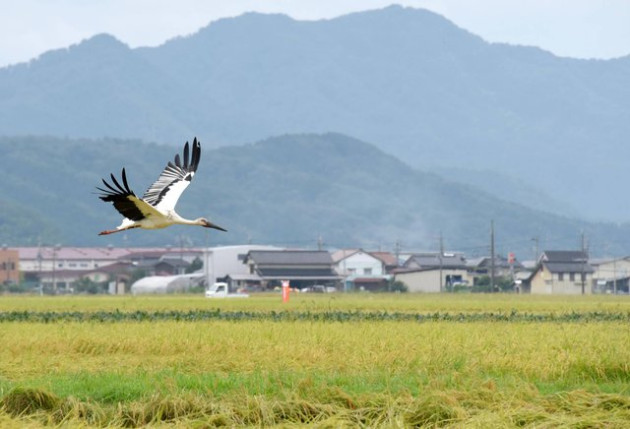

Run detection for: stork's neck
[[170, 212, 202, 226]]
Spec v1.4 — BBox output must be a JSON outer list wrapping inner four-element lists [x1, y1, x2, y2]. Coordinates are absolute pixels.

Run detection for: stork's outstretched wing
[[142, 138, 201, 211], [97, 169, 162, 221]]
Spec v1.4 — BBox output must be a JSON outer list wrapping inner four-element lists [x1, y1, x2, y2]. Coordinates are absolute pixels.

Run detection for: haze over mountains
[[0, 5, 628, 254], [2, 134, 629, 256]]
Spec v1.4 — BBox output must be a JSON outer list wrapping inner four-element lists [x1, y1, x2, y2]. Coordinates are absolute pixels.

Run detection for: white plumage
[[97, 137, 226, 235]]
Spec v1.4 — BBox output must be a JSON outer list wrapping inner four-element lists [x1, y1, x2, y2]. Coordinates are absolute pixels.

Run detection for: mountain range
[[0, 5, 629, 255], [1, 6, 628, 221], [1, 134, 629, 257]]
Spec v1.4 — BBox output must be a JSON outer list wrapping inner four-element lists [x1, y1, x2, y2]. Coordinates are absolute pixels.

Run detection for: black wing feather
[[109, 173, 125, 193], [100, 178, 119, 193], [183, 142, 189, 167], [191, 138, 201, 171], [97, 168, 146, 221], [121, 168, 132, 193]]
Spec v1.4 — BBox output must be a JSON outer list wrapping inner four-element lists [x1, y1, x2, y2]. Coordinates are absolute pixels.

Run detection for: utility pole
[[317, 235, 323, 251], [37, 245, 43, 295], [52, 246, 57, 294], [394, 240, 401, 267], [613, 257, 617, 295], [439, 231, 444, 292], [532, 236, 540, 262], [490, 220, 495, 293], [580, 231, 587, 295]]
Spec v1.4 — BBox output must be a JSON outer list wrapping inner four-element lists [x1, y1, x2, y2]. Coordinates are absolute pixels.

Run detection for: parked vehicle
[[301, 285, 336, 293], [205, 282, 249, 298]]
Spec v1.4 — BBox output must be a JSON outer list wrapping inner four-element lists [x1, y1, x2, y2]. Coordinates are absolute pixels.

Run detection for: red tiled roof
[[369, 251, 398, 266], [15, 247, 203, 260]]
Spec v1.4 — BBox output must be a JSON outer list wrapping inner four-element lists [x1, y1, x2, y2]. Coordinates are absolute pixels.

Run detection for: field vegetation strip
[[1, 308, 630, 323]]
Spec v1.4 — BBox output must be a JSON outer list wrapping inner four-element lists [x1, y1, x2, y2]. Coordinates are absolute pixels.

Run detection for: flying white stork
[[97, 137, 226, 235]]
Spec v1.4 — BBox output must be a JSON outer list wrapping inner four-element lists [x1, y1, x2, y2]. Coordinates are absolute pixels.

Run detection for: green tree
[[73, 277, 106, 294], [473, 275, 514, 293], [389, 280, 408, 293], [186, 257, 203, 274]]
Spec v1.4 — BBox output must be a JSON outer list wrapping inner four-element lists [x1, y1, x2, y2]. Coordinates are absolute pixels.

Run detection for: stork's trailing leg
[[98, 225, 139, 236]]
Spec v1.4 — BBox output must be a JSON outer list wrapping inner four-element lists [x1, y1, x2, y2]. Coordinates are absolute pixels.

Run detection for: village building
[[395, 252, 468, 293], [589, 257, 630, 294], [466, 255, 524, 285], [3, 244, 622, 296], [244, 249, 341, 291], [331, 249, 396, 291], [528, 251, 595, 294], [0, 247, 20, 285], [14, 246, 202, 293], [202, 245, 280, 292]]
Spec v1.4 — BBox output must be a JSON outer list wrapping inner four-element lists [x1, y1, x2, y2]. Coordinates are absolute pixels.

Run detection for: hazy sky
[[2, 0, 629, 68]]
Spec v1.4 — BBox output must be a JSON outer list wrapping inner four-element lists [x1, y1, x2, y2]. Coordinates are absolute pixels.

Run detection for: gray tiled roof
[[544, 261, 594, 274], [466, 256, 523, 270], [542, 251, 588, 263], [406, 253, 466, 269], [540, 251, 593, 274]]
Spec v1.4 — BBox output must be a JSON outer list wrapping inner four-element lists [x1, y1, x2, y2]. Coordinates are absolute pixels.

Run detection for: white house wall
[[203, 245, 280, 284], [336, 251, 384, 276], [530, 268, 593, 294], [396, 268, 467, 293]]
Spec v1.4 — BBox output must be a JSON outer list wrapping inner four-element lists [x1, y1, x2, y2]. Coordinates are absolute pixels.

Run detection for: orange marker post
[[282, 280, 290, 303]]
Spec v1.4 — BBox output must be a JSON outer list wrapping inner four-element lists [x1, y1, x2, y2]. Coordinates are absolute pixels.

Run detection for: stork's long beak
[[204, 220, 227, 232]]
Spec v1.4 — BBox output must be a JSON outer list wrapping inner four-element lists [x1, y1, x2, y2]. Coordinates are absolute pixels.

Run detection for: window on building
[[364, 268, 372, 275], [569, 273, 575, 281], [558, 273, 564, 281]]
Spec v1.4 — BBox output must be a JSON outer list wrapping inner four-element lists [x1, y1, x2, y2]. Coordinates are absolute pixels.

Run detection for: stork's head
[[198, 218, 227, 232]]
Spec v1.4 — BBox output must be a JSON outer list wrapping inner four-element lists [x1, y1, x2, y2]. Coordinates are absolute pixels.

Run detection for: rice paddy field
[[0, 293, 629, 428]]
